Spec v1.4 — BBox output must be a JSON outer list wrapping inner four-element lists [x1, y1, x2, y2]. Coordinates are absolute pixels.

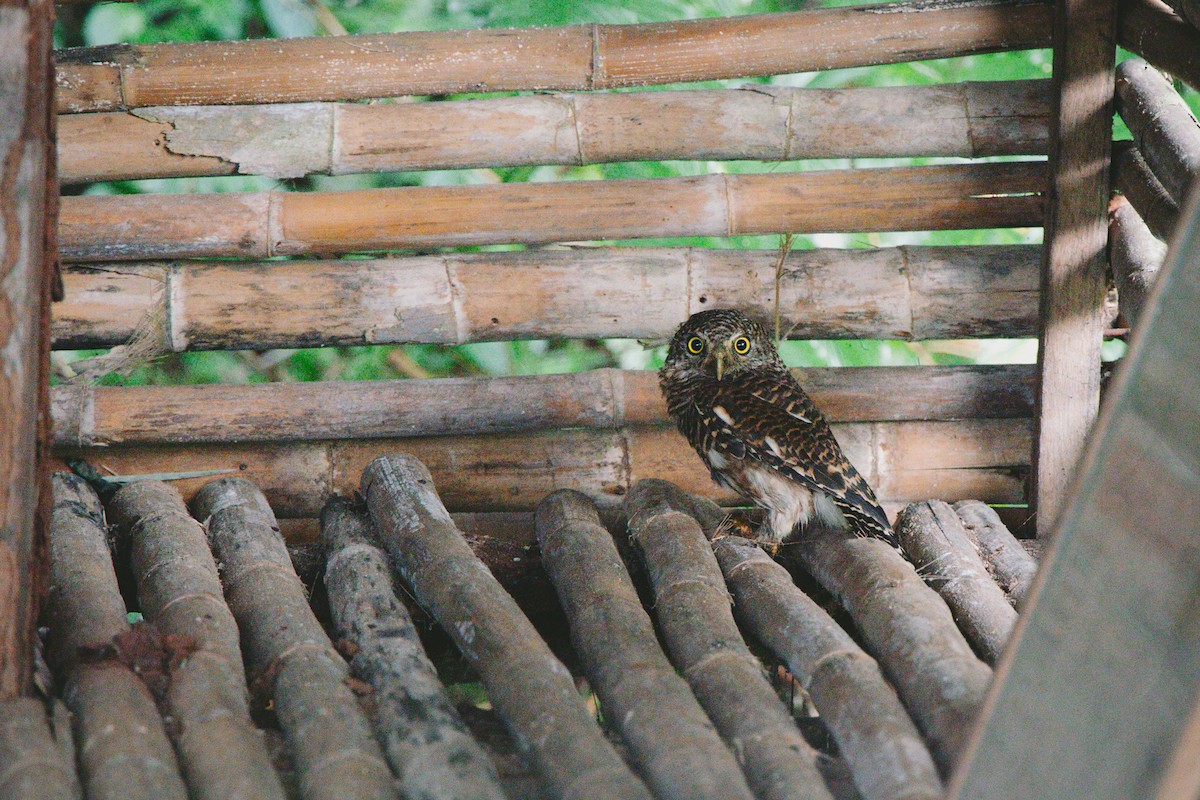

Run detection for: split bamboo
[[0, 698, 79, 800], [50, 364, 1036, 447], [1114, 59, 1200, 206], [52, 244, 1042, 351], [360, 455, 652, 800], [1161, 0, 1200, 28], [1118, 0, 1200, 91], [622, 484, 836, 800], [0, 0, 57, 698], [189, 478, 396, 800], [105, 480, 286, 800], [57, 80, 1052, 183], [57, 162, 1046, 263], [951, 501, 1039, 609], [625, 480, 941, 800], [894, 501, 1018, 665], [44, 473, 188, 800], [320, 497, 506, 800], [1113, 140, 1182, 240], [53, 417, 1032, 517], [54, 0, 1051, 114], [1109, 195, 1167, 326]]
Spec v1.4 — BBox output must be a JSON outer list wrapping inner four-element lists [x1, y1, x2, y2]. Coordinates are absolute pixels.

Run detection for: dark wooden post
[[0, 0, 57, 697], [1032, 0, 1117, 535]]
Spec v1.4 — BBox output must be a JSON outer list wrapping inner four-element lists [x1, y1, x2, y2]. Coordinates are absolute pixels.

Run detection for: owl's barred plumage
[[659, 309, 896, 546]]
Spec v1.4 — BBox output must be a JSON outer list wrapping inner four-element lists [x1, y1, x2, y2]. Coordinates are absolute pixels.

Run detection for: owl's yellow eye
[[732, 336, 752, 355], [686, 336, 705, 355]]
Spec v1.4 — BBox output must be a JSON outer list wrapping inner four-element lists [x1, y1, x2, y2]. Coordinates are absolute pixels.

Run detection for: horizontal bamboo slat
[[58, 162, 1047, 262], [52, 418, 1031, 518], [53, 244, 1042, 350], [50, 365, 1036, 447], [58, 80, 1052, 183], [1118, 0, 1200, 91], [54, 0, 1052, 114]]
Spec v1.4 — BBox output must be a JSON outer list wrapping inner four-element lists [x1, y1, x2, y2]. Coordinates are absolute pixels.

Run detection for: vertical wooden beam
[[1033, 0, 1117, 535], [948, 181, 1200, 800], [0, 0, 57, 697]]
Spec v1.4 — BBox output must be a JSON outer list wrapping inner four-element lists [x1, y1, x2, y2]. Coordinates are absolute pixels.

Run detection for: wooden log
[[44, 473, 188, 800], [1032, 0, 1117, 535], [1112, 140, 1182, 241], [105, 481, 286, 800], [360, 455, 652, 800], [625, 480, 940, 800], [57, 81, 1052, 183], [1118, 0, 1200, 92], [49, 364, 1036, 448], [1160, 0, 1200, 28], [0, 0, 57, 698], [1109, 195, 1167, 327], [0, 698, 80, 800], [52, 245, 1041, 352], [894, 501, 1019, 665], [951, 501, 1038, 609], [53, 417, 1032, 517], [53, 0, 1051, 114], [1114, 59, 1200, 206], [57, 163, 1046, 263], [320, 497, 506, 800], [622, 486, 836, 800], [189, 478, 396, 800], [535, 490, 754, 800]]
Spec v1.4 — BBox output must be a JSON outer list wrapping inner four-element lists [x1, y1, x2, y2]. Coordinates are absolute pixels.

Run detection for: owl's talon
[[761, 540, 782, 558], [713, 511, 756, 541]]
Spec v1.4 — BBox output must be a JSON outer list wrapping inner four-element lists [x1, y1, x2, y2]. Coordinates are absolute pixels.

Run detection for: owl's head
[[661, 309, 786, 383]]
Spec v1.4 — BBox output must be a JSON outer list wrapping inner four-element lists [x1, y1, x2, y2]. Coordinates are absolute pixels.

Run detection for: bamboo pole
[[53, 417, 1032, 517], [57, 80, 1051, 183], [54, 0, 1051, 114], [622, 485, 837, 800], [1161, 0, 1200, 28], [189, 478, 396, 800], [1109, 195, 1167, 327], [951, 501, 1039, 609], [57, 163, 1046, 263], [1118, 0, 1200, 91], [1114, 59, 1200, 206], [0, 0, 57, 698], [52, 244, 1042, 352], [319, 497, 507, 800], [625, 480, 941, 800], [534, 490, 755, 800], [105, 480, 286, 800], [360, 455, 653, 800], [45, 473, 188, 800], [1113, 140, 1182, 240], [0, 698, 80, 800], [50, 364, 1036, 447], [894, 501, 1018, 665]]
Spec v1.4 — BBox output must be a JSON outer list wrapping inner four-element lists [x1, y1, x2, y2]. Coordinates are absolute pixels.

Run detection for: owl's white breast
[[741, 463, 848, 543]]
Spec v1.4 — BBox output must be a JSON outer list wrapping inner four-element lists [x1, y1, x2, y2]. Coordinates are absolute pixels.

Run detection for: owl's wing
[[707, 374, 893, 539]]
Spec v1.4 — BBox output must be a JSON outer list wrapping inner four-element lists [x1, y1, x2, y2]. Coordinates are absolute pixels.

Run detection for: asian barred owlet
[[659, 309, 896, 546]]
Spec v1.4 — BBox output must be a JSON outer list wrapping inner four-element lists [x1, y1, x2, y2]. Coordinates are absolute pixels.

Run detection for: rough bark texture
[[894, 501, 1018, 665], [623, 483, 837, 800], [1109, 195, 1167, 327], [1114, 58, 1200, 206], [1113, 140, 1182, 241], [535, 489, 754, 800], [320, 496, 506, 800], [45, 473, 187, 800], [106, 480, 286, 800], [0, 698, 80, 800], [627, 480, 941, 800], [1118, 0, 1200, 92], [190, 477, 396, 800], [952, 501, 1039, 609], [361, 455, 651, 800]]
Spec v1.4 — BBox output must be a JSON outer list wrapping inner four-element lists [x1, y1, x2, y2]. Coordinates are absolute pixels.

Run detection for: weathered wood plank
[[57, 81, 1052, 183], [1118, 0, 1200, 92], [1114, 59, 1200, 206], [1031, 0, 1116, 534], [53, 0, 1052, 113]]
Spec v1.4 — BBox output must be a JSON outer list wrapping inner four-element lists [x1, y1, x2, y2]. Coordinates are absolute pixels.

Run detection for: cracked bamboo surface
[[54, 0, 1051, 113], [58, 80, 1051, 183], [951, 501, 1038, 609]]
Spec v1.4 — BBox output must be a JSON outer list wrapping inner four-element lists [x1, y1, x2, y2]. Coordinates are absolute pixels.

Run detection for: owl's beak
[[713, 345, 730, 381]]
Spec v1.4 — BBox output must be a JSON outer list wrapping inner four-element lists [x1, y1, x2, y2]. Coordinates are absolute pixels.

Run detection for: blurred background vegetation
[[54, 0, 1200, 386]]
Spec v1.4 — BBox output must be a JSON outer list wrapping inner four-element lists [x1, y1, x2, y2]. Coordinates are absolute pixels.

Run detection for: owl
[[659, 308, 896, 547]]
